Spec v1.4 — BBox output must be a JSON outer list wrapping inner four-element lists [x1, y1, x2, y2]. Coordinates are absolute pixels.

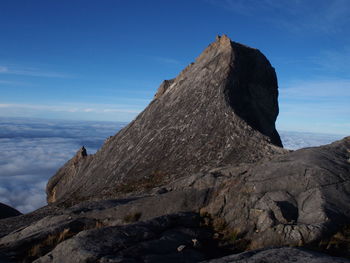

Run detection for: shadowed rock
[[0, 203, 21, 220], [47, 35, 284, 205], [203, 247, 350, 263]]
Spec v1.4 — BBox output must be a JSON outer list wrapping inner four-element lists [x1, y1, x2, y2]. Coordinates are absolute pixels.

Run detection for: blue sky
[[0, 0, 349, 134]]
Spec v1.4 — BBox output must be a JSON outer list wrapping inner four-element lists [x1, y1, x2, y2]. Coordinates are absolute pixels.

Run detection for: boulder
[[197, 136, 350, 250]]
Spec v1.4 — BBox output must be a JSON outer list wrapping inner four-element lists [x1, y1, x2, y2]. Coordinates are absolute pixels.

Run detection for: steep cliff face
[[47, 35, 284, 205]]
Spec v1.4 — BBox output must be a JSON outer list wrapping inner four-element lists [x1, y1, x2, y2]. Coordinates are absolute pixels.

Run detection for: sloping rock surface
[[33, 213, 218, 263], [204, 247, 350, 263], [0, 203, 21, 220], [202, 136, 350, 249], [1, 137, 349, 262], [0, 206, 61, 239], [47, 35, 284, 205]]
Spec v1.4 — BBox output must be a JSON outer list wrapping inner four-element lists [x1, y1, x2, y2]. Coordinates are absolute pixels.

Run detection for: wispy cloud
[[0, 102, 143, 122], [278, 78, 350, 134], [152, 56, 182, 65], [0, 65, 72, 78], [206, 0, 350, 34], [310, 47, 350, 74], [280, 101, 350, 118], [281, 79, 350, 98], [0, 80, 30, 86], [273, 46, 350, 78], [0, 103, 141, 114]]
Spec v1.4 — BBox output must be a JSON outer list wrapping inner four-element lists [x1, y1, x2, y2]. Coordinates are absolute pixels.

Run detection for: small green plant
[[226, 228, 239, 243], [199, 211, 248, 252], [94, 220, 105, 229], [306, 224, 350, 259], [212, 217, 228, 232], [123, 212, 142, 223], [26, 220, 107, 261]]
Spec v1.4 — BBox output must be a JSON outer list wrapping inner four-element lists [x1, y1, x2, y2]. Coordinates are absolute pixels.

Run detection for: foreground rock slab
[[0, 137, 349, 262], [204, 247, 350, 263], [199, 136, 350, 250], [34, 213, 222, 263]]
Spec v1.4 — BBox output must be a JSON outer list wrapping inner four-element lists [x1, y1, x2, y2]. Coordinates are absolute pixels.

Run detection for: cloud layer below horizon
[[0, 118, 346, 213], [0, 118, 125, 213]]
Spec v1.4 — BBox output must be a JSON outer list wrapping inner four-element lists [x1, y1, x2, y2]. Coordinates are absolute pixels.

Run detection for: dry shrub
[[123, 212, 142, 223], [116, 171, 167, 194], [28, 228, 74, 258], [200, 211, 248, 252], [27, 219, 106, 261], [316, 225, 350, 258]]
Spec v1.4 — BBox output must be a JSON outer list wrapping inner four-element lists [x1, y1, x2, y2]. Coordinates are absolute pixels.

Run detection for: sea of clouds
[[0, 118, 346, 213], [279, 130, 346, 150], [0, 118, 125, 213]]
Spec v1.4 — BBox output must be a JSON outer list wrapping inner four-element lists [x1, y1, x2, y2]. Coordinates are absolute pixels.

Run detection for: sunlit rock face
[[47, 35, 284, 205]]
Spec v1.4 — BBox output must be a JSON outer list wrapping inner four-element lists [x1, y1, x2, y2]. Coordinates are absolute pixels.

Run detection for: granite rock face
[[1, 137, 349, 262], [0, 203, 21, 220], [197, 136, 350, 250], [47, 35, 283, 205]]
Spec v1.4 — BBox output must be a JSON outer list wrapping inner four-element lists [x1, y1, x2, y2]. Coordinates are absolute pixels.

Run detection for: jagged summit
[[47, 35, 285, 204]]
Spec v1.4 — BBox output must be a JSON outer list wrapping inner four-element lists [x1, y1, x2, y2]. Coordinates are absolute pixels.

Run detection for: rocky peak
[[46, 146, 90, 203], [214, 34, 232, 49], [46, 35, 285, 205], [154, 79, 175, 99], [195, 34, 232, 65], [73, 146, 87, 163]]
